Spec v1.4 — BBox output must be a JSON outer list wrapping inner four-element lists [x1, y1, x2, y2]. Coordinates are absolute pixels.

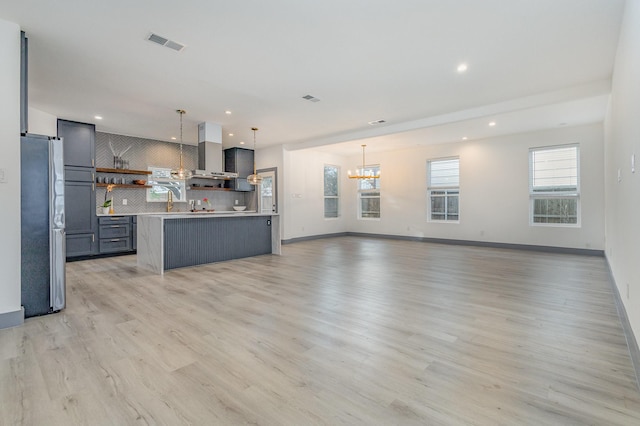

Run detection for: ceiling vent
[[302, 94, 320, 103], [147, 33, 185, 52], [368, 119, 386, 125]]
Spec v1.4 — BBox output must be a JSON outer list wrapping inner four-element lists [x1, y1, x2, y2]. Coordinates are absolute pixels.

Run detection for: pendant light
[[247, 127, 263, 185], [348, 144, 380, 179], [172, 109, 192, 180]]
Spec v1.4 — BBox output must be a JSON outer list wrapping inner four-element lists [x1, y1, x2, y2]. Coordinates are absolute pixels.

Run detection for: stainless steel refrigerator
[[21, 134, 66, 317]]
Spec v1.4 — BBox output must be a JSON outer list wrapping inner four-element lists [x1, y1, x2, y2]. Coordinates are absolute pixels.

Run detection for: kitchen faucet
[[167, 190, 173, 212]]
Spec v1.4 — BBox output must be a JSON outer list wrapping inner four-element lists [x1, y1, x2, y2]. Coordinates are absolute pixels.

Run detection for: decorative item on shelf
[[132, 179, 146, 185], [247, 127, 263, 185], [348, 144, 381, 180], [102, 184, 114, 214], [108, 138, 132, 169], [203, 197, 213, 211], [171, 109, 192, 180]]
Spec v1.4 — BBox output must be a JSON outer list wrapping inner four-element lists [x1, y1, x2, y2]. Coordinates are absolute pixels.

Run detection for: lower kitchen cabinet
[[98, 216, 134, 254], [65, 166, 96, 258], [132, 216, 137, 250], [66, 233, 95, 257]]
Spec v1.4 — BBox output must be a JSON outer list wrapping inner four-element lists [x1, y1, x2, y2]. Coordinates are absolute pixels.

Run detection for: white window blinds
[[530, 146, 578, 193], [429, 158, 459, 188]]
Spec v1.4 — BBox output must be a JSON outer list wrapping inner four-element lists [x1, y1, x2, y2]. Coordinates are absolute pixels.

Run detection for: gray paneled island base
[[137, 213, 280, 274]]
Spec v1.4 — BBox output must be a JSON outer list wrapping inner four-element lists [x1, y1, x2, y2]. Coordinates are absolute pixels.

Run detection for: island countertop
[[137, 213, 280, 274], [97, 210, 271, 217]]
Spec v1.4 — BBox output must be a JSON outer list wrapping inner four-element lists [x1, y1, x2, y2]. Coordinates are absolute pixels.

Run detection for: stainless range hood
[[192, 122, 238, 179]]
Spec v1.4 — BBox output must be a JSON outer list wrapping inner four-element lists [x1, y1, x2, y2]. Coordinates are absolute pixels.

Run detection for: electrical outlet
[[122, 198, 127, 205], [235, 199, 239, 205], [197, 200, 201, 205], [0, 168, 6, 183]]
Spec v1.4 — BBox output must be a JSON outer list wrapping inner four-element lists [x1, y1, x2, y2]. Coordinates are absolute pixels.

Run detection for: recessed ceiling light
[[240, 141, 245, 145], [228, 133, 234, 137], [171, 137, 177, 140], [94, 115, 103, 120], [489, 121, 496, 127], [462, 136, 468, 140], [457, 63, 468, 73], [225, 110, 232, 115]]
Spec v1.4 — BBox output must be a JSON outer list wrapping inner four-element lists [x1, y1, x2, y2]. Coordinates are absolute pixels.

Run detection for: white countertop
[[97, 210, 276, 217], [144, 212, 276, 219]]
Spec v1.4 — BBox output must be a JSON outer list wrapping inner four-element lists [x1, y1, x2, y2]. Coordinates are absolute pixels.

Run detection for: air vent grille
[[147, 33, 185, 52], [302, 94, 320, 103], [368, 119, 386, 125]]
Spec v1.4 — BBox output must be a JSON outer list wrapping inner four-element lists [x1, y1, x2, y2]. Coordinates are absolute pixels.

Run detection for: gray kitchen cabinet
[[64, 167, 96, 258], [224, 147, 254, 191], [58, 119, 97, 259], [65, 178, 95, 234], [98, 216, 132, 254], [163, 215, 272, 270], [132, 216, 137, 250], [58, 119, 95, 168]]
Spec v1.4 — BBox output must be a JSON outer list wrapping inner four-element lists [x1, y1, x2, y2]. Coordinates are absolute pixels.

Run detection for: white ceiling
[[0, 0, 625, 154]]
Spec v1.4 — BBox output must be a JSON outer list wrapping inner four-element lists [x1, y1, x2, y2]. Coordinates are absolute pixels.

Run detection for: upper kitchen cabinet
[[57, 119, 95, 168], [224, 147, 254, 192]]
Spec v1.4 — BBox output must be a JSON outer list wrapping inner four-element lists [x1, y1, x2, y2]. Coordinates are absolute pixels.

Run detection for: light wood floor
[[2, 237, 640, 425]]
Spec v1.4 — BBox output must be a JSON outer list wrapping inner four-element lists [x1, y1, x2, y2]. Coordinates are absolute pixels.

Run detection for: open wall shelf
[[96, 168, 152, 175]]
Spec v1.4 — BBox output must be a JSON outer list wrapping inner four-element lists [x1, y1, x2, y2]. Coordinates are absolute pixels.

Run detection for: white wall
[[285, 123, 604, 249], [605, 0, 640, 340], [281, 149, 351, 240], [0, 18, 22, 318], [27, 107, 57, 136]]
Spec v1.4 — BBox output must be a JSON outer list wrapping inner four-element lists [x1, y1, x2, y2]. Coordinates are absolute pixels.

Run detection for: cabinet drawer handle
[[110, 225, 120, 228], [110, 239, 121, 242]]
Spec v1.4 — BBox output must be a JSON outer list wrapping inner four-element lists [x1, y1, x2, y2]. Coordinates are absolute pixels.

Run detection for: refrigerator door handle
[[50, 228, 66, 312], [49, 137, 66, 313], [50, 137, 65, 229]]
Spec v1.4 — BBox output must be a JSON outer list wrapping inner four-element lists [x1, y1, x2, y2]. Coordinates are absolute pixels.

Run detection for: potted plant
[[101, 184, 114, 214], [101, 199, 111, 214]]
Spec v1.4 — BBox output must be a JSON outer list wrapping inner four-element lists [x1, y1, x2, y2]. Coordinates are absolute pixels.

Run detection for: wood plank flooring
[[2, 237, 640, 425]]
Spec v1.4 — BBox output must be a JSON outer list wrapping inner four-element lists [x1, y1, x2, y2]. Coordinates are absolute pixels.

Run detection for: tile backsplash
[[95, 132, 248, 214]]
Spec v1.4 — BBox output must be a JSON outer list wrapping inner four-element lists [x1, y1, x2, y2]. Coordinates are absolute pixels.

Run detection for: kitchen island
[[137, 212, 280, 274]]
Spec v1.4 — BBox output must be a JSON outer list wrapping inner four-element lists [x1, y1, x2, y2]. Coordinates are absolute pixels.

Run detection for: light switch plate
[[122, 199, 128, 205]]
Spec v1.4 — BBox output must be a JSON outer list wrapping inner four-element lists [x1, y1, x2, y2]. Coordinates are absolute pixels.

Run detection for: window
[[324, 165, 339, 218], [147, 167, 187, 203], [358, 165, 380, 219], [427, 158, 459, 222], [529, 145, 579, 225]]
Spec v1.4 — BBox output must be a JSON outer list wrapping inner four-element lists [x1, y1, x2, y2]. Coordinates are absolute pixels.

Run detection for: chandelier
[[171, 109, 192, 180], [348, 144, 380, 179], [247, 127, 263, 185]]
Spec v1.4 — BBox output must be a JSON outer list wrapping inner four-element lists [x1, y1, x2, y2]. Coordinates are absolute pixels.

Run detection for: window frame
[[323, 164, 340, 219], [427, 157, 460, 223], [357, 164, 381, 220], [528, 144, 580, 227]]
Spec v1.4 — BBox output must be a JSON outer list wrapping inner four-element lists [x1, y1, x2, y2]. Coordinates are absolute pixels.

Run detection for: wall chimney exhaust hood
[[192, 122, 238, 179]]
